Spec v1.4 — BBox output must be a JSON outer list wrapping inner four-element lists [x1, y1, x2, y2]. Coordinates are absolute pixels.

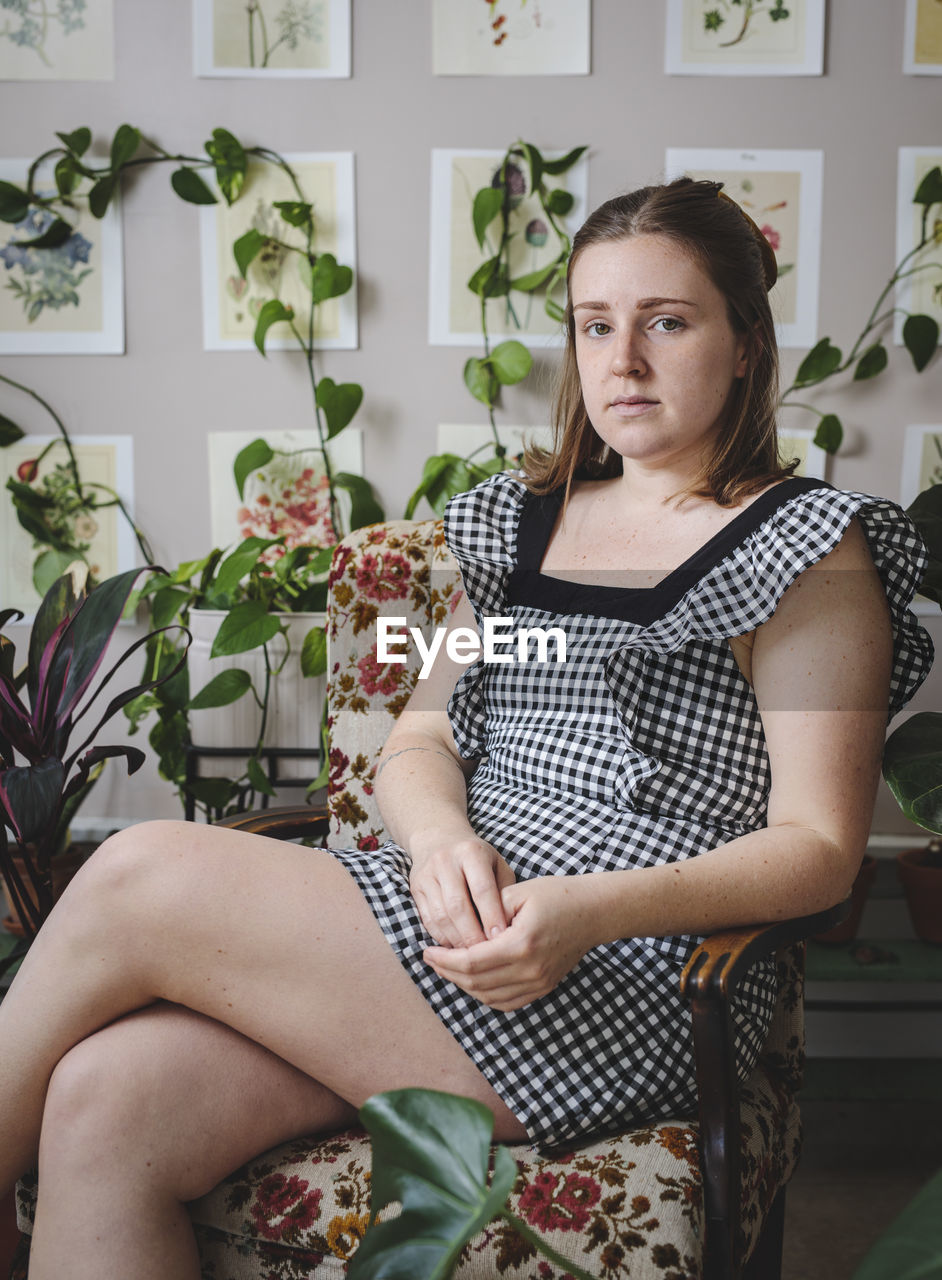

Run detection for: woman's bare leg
[[30, 1003, 357, 1280], [0, 820, 527, 1199]]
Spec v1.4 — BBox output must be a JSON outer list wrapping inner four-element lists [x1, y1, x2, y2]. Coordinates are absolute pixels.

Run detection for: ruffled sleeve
[[666, 487, 933, 719], [441, 472, 528, 757]]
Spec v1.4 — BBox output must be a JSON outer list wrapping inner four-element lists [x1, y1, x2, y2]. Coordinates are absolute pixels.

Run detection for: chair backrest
[[326, 518, 462, 849], [325, 518, 806, 1089]]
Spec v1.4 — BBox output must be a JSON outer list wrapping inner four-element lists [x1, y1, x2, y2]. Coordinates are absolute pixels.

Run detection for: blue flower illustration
[[1, 205, 94, 322]]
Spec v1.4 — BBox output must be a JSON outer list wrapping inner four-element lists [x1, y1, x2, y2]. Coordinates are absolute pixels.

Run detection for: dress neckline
[[508, 475, 834, 625]]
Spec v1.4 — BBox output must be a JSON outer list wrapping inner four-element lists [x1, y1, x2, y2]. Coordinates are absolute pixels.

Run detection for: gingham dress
[[331, 471, 932, 1147]]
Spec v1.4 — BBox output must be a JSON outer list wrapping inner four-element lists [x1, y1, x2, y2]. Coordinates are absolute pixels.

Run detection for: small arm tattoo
[[375, 746, 463, 780]]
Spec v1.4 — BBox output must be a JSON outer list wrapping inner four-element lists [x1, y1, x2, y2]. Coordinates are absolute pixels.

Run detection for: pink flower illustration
[[760, 224, 781, 252]]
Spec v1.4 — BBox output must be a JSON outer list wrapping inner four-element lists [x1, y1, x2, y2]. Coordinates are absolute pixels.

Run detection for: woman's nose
[[611, 333, 646, 378]]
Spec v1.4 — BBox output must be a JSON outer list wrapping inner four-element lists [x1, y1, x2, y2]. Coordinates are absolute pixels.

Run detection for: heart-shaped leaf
[[273, 199, 313, 229], [853, 342, 888, 381], [472, 187, 503, 250], [542, 145, 588, 176], [188, 668, 252, 710], [309, 253, 353, 303], [233, 438, 275, 499], [55, 127, 92, 157], [316, 377, 363, 438], [332, 472, 384, 529], [794, 337, 842, 387], [15, 217, 74, 250], [170, 167, 217, 206], [210, 601, 283, 657], [913, 165, 942, 208], [0, 180, 29, 224], [110, 124, 141, 170], [253, 298, 294, 354], [246, 754, 276, 797], [544, 187, 574, 217], [233, 228, 267, 279], [205, 128, 247, 205], [463, 356, 499, 408], [490, 339, 533, 385], [813, 413, 843, 454], [88, 173, 119, 219], [903, 314, 939, 373], [300, 625, 327, 678], [0, 413, 24, 446]]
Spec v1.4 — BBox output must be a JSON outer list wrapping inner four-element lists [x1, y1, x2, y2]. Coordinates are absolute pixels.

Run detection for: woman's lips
[[610, 396, 659, 415]]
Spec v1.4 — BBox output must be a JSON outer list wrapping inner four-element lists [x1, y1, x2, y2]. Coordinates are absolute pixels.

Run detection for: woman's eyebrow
[[572, 296, 700, 312]]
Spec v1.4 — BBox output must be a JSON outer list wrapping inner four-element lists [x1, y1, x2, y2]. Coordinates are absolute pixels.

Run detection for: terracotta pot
[[1, 843, 91, 937], [813, 854, 878, 944], [897, 846, 942, 944]]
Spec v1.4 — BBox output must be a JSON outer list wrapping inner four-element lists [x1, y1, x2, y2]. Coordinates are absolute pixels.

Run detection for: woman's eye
[[652, 316, 684, 333], [585, 320, 611, 337]]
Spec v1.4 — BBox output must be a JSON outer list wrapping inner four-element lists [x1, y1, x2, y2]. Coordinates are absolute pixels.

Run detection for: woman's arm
[[426, 520, 894, 1009], [374, 590, 515, 946]]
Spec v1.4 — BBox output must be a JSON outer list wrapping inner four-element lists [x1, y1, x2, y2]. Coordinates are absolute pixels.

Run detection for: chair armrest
[[679, 899, 849, 1002], [679, 898, 848, 1280], [213, 805, 331, 844]]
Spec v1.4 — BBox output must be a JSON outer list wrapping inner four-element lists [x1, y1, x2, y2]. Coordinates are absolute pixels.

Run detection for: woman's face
[[570, 233, 749, 475]]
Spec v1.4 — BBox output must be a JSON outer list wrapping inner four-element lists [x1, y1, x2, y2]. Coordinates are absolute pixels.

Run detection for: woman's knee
[[61, 820, 201, 923]]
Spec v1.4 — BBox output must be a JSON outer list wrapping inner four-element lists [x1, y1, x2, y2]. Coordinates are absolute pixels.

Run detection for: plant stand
[[183, 744, 321, 822]]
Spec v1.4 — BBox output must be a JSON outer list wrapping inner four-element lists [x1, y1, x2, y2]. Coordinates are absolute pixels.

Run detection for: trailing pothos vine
[[0, 123, 382, 818], [406, 140, 586, 517]]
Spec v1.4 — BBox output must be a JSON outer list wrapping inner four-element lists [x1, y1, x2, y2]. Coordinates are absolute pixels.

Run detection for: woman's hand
[[410, 837, 516, 949], [423, 874, 601, 1011]]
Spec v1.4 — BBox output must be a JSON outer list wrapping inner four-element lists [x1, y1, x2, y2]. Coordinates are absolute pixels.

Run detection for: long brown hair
[[523, 177, 796, 506]]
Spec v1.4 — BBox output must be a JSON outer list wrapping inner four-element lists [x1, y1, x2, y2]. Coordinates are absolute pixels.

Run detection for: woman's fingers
[[410, 843, 512, 948]]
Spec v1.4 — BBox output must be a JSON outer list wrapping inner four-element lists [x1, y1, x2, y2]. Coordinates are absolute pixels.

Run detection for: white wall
[[1, 0, 939, 831]]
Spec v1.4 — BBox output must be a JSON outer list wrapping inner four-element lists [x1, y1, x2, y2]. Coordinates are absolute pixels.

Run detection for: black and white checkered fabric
[[331, 471, 933, 1147]]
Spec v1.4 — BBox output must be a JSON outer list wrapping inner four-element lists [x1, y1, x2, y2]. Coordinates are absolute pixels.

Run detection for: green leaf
[[906, 484, 942, 606], [794, 337, 842, 387], [349, 1089, 518, 1280], [913, 165, 942, 208], [300, 625, 327, 678], [253, 299, 294, 354], [851, 1169, 942, 1280], [150, 585, 191, 630], [316, 377, 363, 438], [467, 256, 509, 300], [31, 548, 83, 599], [110, 123, 141, 170], [490, 339, 533, 385], [233, 438, 275, 499], [54, 157, 80, 198], [0, 180, 30, 224], [520, 141, 544, 194], [273, 199, 313, 228], [544, 187, 574, 217], [903, 314, 939, 373], [472, 187, 503, 250], [16, 217, 74, 250], [404, 454, 475, 518], [813, 413, 843, 454], [883, 713, 942, 834], [88, 173, 119, 219], [185, 776, 236, 810], [309, 253, 353, 303], [188, 668, 252, 710], [246, 754, 277, 797], [0, 414, 24, 446], [210, 601, 283, 657], [233, 227, 267, 278], [55, 127, 92, 157], [205, 128, 247, 204], [509, 261, 559, 293], [170, 167, 217, 206], [853, 342, 888, 381], [463, 356, 499, 408], [211, 537, 282, 599], [544, 296, 566, 323], [541, 145, 588, 176], [332, 472, 384, 530]]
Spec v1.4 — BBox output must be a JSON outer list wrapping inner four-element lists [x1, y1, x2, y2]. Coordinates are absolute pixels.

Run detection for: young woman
[[0, 177, 931, 1277]]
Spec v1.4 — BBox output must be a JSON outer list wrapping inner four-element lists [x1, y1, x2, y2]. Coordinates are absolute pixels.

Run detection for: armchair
[[12, 517, 845, 1280]]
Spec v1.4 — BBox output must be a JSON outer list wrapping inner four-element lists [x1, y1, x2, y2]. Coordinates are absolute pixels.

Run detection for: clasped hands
[[410, 837, 597, 1012]]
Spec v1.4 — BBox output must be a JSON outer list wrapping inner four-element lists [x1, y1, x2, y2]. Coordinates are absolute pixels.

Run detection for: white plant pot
[[186, 609, 326, 781]]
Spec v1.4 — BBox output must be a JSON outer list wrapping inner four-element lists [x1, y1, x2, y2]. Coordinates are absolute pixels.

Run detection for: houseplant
[[406, 139, 587, 518], [882, 482, 942, 943], [0, 562, 188, 962]]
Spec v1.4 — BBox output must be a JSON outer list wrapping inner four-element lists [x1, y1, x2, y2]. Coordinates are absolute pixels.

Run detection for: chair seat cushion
[[14, 1061, 798, 1279]]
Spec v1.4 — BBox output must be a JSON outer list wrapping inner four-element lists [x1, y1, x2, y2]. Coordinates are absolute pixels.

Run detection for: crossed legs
[[0, 820, 527, 1278]]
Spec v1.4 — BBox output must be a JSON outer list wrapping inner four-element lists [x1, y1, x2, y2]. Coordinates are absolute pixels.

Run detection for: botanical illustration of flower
[[481, 0, 542, 49], [0, 0, 87, 66], [16, 459, 101, 575], [237, 454, 337, 551], [700, 0, 792, 49], [0, 204, 93, 322], [244, 0, 323, 68]]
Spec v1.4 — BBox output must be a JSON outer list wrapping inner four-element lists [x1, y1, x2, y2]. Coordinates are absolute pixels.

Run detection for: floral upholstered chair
[[12, 518, 844, 1280]]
